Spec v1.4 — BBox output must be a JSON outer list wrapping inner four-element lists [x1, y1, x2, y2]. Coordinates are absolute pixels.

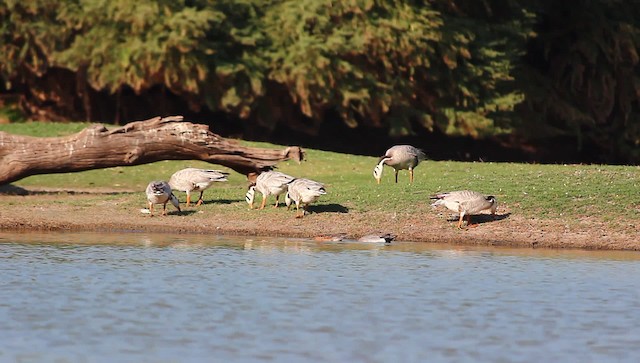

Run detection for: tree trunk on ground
[[0, 115, 305, 185]]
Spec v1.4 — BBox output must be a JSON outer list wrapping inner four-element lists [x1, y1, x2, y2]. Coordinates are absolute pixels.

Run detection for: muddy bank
[[0, 188, 637, 251]]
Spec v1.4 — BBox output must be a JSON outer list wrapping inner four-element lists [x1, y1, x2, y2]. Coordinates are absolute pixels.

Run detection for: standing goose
[[145, 181, 181, 217], [169, 168, 229, 207], [285, 178, 327, 218], [373, 145, 426, 184], [245, 171, 296, 209], [430, 190, 498, 229]]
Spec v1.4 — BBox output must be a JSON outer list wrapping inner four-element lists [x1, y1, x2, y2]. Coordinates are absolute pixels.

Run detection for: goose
[[430, 190, 498, 229], [313, 233, 348, 242], [145, 181, 181, 217], [373, 145, 426, 184], [357, 233, 396, 243], [169, 168, 229, 207], [245, 171, 296, 209], [285, 178, 327, 218]]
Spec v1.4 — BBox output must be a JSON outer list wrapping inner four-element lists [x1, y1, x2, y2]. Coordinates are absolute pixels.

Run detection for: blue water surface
[[1, 232, 639, 363]]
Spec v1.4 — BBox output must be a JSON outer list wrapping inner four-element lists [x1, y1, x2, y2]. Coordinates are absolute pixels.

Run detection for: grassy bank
[[1, 122, 639, 248]]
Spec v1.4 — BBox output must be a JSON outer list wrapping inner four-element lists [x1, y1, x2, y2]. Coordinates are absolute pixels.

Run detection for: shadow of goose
[[446, 212, 511, 225], [307, 203, 349, 214]]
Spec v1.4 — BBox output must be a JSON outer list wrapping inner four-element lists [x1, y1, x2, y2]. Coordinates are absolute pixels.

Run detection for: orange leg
[[148, 202, 154, 217], [195, 191, 204, 206], [457, 213, 465, 229], [273, 195, 280, 208], [259, 194, 267, 209], [466, 215, 479, 228], [409, 169, 414, 184], [185, 193, 191, 207], [161, 202, 168, 216]]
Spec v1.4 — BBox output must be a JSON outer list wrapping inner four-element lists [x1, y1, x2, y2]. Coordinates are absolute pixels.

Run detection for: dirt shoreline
[[1, 186, 638, 251]]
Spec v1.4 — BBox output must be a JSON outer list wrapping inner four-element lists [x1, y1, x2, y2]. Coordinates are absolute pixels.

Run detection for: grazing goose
[[169, 168, 229, 207], [285, 178, 327, 218], [430, 190, 498, 229], [245, 171, 296, 209], [145, 181, 181, 217], [357, 233, 396, 243], [373, 145, 426, 184]]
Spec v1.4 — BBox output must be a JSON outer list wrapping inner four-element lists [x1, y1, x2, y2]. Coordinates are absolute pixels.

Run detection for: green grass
[[0, 121, 93, 136], [3, 122, 640, 227]]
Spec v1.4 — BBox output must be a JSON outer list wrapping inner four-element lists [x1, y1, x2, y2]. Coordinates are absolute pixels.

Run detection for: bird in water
[[285, 178, 327, 218], [313, 233, 348, 242], [373, 145, 426, 184], [357, 233, 396, 243], [313, 232, 395, 243], [245, 171, 296, 209], [430, 190, 498, 229], [169, 168, 229, 207], [145, 181, 181, 217]]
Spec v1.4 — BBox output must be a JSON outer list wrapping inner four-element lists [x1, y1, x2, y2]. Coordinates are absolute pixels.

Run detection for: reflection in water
[[1, 231, 640, 362]]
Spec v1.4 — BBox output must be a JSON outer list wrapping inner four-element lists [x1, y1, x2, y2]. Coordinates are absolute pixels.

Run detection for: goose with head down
[[430, 190, 498, 229], [145, 180, 181, 217], [285, 178, 326, 218], [373, 145, 426, 184], [245, 171, 296, 209], [169, 168, 229, 207]]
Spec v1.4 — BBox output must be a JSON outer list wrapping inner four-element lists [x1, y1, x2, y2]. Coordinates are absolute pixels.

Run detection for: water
[[1, 232, 640, 363]]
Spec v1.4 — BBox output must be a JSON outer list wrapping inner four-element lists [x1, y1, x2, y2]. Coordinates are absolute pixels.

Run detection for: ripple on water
[[1, 232, 640, 362]]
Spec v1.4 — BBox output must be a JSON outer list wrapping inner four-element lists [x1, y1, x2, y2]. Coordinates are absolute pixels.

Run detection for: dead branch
[[0, 115, 305, 185]]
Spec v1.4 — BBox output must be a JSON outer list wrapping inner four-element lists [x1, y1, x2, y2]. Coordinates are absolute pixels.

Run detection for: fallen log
[[0, 115, 305, 185]]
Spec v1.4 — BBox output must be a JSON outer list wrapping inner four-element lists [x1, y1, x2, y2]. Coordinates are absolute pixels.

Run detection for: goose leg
[[274, 195, 279, 208], [195, 191, 204, 206], [161, 202, 168, 216], [467, 215, 479, 228], [148, 201, 154, 217], [394, 170, 399, 183], [185, 192, 191, 207], [409, 169, 414, 184], [259, 194, 267, 209], [295, 203, 303, 218], [457, 213, 465, 229]]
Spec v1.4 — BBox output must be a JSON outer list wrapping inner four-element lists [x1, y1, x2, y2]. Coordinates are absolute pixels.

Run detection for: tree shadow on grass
[[0, 184, 137, 196]]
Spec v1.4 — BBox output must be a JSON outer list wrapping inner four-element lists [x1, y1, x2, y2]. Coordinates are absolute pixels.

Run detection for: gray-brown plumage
[[357, 233, 396, 243], [430, 190, 498, 229], [285, 178, 326, 218], [373, 145, 426, 184], [245, 171, 296, 209], [169, 168, 229, 207], [145, 181, 181, 217]]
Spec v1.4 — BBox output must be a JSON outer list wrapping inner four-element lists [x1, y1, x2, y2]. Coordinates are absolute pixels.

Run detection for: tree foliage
[[516, 0, 640, 162], [0, 0, 527, 136], [2, 0, 640, 162]]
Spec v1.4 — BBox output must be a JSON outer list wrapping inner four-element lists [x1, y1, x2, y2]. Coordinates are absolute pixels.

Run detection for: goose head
[[486, 196, 498, 215], [285, 191, 293, 209], [245, 185, 256, 208], [373, 160, 385, 184]]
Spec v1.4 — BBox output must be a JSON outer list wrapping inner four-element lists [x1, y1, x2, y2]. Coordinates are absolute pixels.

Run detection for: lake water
[[1, 232, 640, 363]]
